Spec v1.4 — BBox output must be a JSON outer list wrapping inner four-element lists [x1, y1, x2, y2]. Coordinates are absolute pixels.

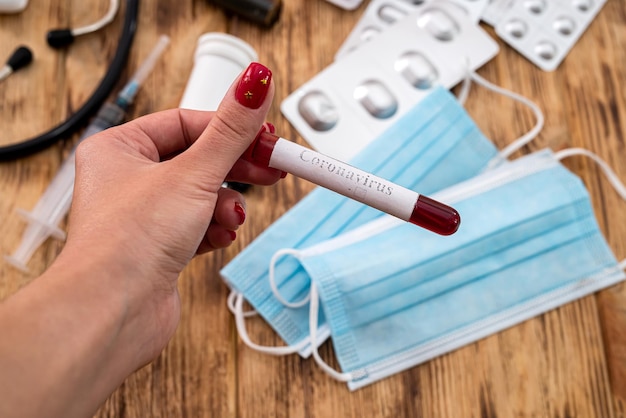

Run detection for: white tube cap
[[179, 33, 258, 111]]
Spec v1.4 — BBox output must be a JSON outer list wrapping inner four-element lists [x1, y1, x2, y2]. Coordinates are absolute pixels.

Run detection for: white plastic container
[[0, 0, 28, 13], [179, 33, 258, 110]]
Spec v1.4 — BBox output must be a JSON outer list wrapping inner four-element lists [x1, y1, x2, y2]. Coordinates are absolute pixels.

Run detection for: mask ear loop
[[308, 283, 357, 382], [470, 71, 545, 168], [555, 147, 626, 269], [268, 248, 311, 308], [454, 57, 545, 169], [227, 290, 257, 318], [456, 57, 472, 107], [233, 292, 309, 355]]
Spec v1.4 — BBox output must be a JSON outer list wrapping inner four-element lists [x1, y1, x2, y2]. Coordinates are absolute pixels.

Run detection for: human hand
[[57, 62, 280, 362], [0, 63, 282, 418]]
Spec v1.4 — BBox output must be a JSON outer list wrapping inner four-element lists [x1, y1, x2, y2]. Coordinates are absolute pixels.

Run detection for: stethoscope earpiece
[[46, 29, 75, 49], [0, 45, 33, 82], [46, 0, 119, 49]]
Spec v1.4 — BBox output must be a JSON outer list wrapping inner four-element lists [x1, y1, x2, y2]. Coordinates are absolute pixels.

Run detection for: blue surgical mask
[[223, 77, 544, 356], [248, 148, 626, 390]]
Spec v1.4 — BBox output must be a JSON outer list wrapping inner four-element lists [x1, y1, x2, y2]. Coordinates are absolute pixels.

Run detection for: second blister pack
[[280, 2, 499, 161], [493, 0, 607, 71], [334, 0, 490, 59]]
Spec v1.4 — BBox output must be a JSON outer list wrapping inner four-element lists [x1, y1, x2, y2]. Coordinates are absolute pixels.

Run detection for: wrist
[[0, 246, 181, 418], [0, 255, 134, 418], [50, 242, 180, 364]]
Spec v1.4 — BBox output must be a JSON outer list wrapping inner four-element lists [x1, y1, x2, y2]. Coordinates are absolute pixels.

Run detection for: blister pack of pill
[[280, 2, 499, 161], [481, 0, 514, 26], [335, 0, 490, 60], [493, 0, 606, 71]]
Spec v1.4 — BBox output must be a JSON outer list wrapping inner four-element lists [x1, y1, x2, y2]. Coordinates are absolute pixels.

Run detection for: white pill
[[395, 51, 438, 89], [298, 91, 340, 131], [354, 80, 398, 119]]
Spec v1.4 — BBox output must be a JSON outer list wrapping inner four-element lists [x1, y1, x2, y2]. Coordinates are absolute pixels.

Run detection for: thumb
[[176, 62, 274, 187]]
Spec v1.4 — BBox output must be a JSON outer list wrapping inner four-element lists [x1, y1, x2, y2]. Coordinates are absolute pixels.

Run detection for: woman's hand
[[68, 62, 279, 356], [0, 62, 280, 418]]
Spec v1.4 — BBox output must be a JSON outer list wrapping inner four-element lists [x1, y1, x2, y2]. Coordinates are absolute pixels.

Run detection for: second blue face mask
[[282, 148, 626, 390], [222, 84, 535, 356]]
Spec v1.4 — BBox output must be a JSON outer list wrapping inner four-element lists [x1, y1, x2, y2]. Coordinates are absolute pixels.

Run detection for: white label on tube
[[269, 138, 417, 221]]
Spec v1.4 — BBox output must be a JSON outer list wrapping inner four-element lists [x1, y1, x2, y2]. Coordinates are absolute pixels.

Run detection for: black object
[[46, 29, 76, 49], [211, 0, 282, 27], [0, 0, 139, 161], [225, 182, 253, 193], [6, 46, 33, 71]]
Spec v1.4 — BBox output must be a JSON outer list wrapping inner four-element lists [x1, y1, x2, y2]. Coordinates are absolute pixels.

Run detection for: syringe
[[5, 35, 170, 272]]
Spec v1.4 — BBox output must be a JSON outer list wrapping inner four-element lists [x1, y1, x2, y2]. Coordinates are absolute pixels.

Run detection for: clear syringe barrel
[[4, 102, 126, 272], [117, 35, 170, 106], [5, 151, 77, 272]]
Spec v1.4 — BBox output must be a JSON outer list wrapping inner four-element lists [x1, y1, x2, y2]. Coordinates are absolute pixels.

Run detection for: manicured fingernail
[[280, 171, 288, 178], [235, 62, 272, 109], [234, 202, 246, 225], [266, 122, 276, 133], [229, 230, 237, 241]]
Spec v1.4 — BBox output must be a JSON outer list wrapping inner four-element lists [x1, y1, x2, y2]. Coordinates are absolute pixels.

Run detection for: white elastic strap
[[72, 0, 120, 36], [309, 284, 354, 382], [555, 148, 626, 201], [466, 71, 545, 167], [0, 65, 12, 82], [269, 248, 311, 308], [233, 293, 307, 355], [555, 147, 626, 269], [227, 290, 257, 318], [456, 57, 472, 107]]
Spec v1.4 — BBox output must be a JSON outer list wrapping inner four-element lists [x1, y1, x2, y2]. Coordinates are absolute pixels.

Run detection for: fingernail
[[266, 122, 276, 133], [235, 62, 272, 109], [229, 230, 237, 241], [280, 171, 288, 178], [234, 202, 246, 225]]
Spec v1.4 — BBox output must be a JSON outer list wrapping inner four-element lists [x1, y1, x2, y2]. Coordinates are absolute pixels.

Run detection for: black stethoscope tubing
[[0, 0, 139, 161]]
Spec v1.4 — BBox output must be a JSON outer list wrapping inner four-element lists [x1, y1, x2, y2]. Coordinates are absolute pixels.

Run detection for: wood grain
[[1, 0, 625, 417]]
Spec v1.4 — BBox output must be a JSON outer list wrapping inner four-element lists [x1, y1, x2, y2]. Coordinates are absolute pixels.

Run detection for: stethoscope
[[0, 0, 139, 161]]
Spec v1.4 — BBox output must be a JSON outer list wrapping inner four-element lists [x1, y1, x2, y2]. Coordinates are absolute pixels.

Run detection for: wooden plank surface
[[1, 0, 625, 417]]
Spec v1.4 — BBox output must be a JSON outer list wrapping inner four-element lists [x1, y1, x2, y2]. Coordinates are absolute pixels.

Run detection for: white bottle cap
[[0, 0, 29, 13], [179, 33, 258, 111]]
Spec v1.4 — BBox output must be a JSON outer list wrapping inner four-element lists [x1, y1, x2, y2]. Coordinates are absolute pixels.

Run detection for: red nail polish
[[280, 171, 288, 178], [234, 202, 246, 225], [235, 62, 272, 109], [266, 122, 276, 133], [229, 230, 237, 241]]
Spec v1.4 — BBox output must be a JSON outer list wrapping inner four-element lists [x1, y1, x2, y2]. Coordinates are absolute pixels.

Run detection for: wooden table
[[1, 1, 625, 416]]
